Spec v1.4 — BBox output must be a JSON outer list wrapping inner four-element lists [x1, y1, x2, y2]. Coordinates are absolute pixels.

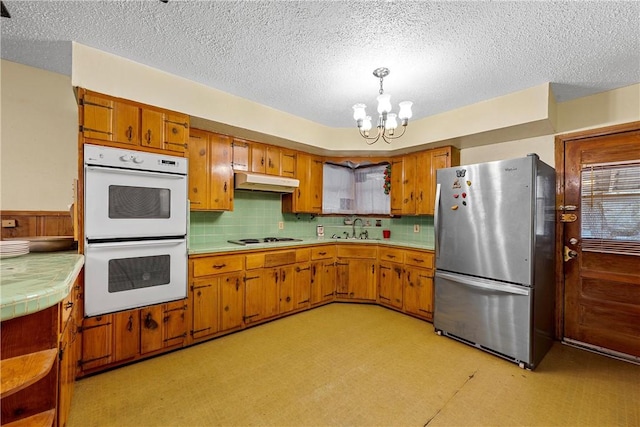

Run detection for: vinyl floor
[[67, 303, 640, 427]]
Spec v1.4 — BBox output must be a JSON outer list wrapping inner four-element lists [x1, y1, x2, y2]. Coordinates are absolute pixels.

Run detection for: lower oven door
[[84, 238, 187, 316]]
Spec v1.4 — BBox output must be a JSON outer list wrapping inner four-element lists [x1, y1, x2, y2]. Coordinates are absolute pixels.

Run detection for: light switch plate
[[278, 221, 284, 230], [2, 219, 16, 228], [413, 224, 420, 233]]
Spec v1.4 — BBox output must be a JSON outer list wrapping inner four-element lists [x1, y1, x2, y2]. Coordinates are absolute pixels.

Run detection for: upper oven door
[[85, 165, 187, 239]]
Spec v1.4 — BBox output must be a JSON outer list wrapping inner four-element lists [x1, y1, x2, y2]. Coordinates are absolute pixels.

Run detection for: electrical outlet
[[413, 224, 420, 233], [278, 221, 284, 230]]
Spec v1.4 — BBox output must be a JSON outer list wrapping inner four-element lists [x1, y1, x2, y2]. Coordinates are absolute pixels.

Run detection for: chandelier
[[352, 67, 413, 145]]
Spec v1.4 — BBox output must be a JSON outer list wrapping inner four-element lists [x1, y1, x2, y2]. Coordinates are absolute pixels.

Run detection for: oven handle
[[86, 239, 186, 249], [85, 165, 186, 179]]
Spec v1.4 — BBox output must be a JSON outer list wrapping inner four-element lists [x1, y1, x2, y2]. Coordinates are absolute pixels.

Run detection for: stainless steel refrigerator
[[433, 154, 555, 369]]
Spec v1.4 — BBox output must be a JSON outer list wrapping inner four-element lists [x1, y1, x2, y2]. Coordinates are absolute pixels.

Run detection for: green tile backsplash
[[189, 190, 434, 246]]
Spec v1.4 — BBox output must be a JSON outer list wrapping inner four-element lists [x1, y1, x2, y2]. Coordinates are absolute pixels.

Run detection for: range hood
[[234, 172, 299, 193]]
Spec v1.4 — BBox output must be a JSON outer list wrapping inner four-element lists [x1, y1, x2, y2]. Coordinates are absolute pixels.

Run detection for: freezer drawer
[[434, 270, 533, 365]]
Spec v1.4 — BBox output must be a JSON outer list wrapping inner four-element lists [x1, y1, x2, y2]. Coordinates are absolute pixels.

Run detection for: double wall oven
[[83, 144, 188, 317]]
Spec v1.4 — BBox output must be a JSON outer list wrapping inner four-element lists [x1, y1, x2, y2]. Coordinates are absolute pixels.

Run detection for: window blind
[[581, 161, 640, 256]]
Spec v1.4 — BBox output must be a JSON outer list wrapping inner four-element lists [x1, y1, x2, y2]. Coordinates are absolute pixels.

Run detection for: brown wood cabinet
[[335, 245, 378, 301], [188, 129, 234, 211], [310, 246, 336, 305], [79, 90, 189, 155], [390, 146, 460, 215], [403, 250, 435, 320], [378, 247, 404, 309], [189, 254, 245, 340], [282, 152, 323, 214], [232, 138, 296, 178]]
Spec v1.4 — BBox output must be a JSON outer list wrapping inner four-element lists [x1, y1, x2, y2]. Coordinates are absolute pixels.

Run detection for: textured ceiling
[[1, 1, 639, 128]]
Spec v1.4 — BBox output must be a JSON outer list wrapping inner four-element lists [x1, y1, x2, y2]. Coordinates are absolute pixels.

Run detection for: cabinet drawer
[[378, 247, 404, 263], [245, 253, 265, 270], [264, 250, 296, 268], [311, 245, 336, 260], [404, 250, 434, 269], [296, 248, 311, 263], [192, 255, 244, 277], [336, 245, 377, 259]]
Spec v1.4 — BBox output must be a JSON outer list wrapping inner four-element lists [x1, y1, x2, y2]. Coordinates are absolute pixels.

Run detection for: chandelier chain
[[379, 76, 384, 95]]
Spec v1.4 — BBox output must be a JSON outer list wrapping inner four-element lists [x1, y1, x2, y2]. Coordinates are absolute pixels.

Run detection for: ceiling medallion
[[352, 67, 413, 145]]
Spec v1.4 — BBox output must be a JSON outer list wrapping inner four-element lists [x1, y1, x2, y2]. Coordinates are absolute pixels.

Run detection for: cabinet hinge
[[165, 119, 188, 128]]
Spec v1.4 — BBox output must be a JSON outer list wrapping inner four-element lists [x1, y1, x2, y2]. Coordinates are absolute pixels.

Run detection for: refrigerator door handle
[[436, 271, 530, 296], [434, 183, 441, 258]]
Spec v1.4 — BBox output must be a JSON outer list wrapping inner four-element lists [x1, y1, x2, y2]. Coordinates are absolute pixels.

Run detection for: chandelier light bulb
[[352, 104, 367, 121], [376, 94, 392, 115], [362, 116, 372, 132], [398, 101, 413, 120], [385, 113, 398, 130]]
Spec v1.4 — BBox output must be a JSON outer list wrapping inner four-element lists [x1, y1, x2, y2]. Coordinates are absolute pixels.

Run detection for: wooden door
[[80, 315, 113, 371], [426, 147, 459, 215], [404, 266, 433, 318], [379, 262, 403, 309], [141, 109, 164, 149], [163, 112, 189, 154], [263, 268, 281, 318], [113, 310, 140, 362], [278, 265, 296, 314], [281, 150, 296, 177], [82, 94, 114, 141], [187, 131, 210, 209], [309, 157, 324, 212], [209, 133, 233, 210], [559, 123, 640, 358], [191, 279, 219, 339], [113, 101, 140, 145], [390, 157, 405, 215], [319, 261, 336, 303], [350, 260, 376, 300], [335, 259, 350, 298], [244, 271, 264, 324], [220, 272, 244, 331], [251, 143, 266, 173], [266, 146, 281, 176], [294, 263, 311, 309], [163, 300, 187, 347], [140, 305, 163, 354]]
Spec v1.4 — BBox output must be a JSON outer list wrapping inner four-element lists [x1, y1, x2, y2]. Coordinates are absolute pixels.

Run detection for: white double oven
[[83, 144, 188, 317]]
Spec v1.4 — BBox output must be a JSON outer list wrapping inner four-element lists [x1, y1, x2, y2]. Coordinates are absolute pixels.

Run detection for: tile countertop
[[0, 252, 84, 321], [189, 237, 434, 255]]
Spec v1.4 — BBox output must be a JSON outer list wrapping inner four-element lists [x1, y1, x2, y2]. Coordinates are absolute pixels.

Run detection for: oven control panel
[[84, 144, 187, 175]]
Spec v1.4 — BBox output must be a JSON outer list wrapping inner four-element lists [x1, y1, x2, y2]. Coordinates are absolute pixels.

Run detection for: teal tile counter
[[189, 237, 434, 255], [0, 252, 84, 321]]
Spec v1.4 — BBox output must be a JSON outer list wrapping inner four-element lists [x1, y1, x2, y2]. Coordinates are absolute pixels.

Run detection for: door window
[[108, 255, 171, 292], [108, 185, 171, 219]]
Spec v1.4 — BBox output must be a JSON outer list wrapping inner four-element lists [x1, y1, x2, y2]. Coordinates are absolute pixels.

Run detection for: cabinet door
[[220, 272, 244, 331], [209, 133, 233, 210], [263, 268, 280, 319], [404, 266, 434, 319], [335, 259, 350, 298], [191, 279, 219, 339], [309, 157, 324, 212], [425, 147, 457, 215], [349, 259, 377, 300], [244, 271, 264, 324], [140, 305, 164, 354], [113, 309, 140, 362], [141, 109, 164, 149], [266, 146, 281, 176], [80, 315, 113, 371], [379, 262, 404, 309], [281, 150, 296, 178], [58, 316, 77, 427], [232, 139, 250, 171], [278, 265, 296, 314], [415, 150, 433, 215], [82, 94, 114, 141], [294, 262, 311, 309], [163, 300, 187, 347], [163, 112, 189, 154], [311, 260, 335, 304], [187, 131, 210, 209], [113, 101, 140, 146], [250, 143, 266, 173], [390, 157, 406, 215]]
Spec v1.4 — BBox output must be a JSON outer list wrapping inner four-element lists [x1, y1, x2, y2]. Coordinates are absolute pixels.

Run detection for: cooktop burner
[[227, 237, 303, 246]]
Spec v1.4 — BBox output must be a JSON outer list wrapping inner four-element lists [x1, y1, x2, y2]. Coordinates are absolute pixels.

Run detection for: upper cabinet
[[79, 89, 189, 155], [390, 146, 460, 216], [188, 129, 233, 211], [282, 152, 323, 214], [232, 138, 296, 178]]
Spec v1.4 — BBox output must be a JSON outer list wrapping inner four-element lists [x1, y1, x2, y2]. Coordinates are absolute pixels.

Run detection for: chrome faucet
[[352, 217, 363, 239]]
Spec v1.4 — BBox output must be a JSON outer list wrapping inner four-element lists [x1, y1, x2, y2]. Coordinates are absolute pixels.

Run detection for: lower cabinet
[[79, 300, 188, 375], [310, 246, 336, 305], [191, 271, 244, 340], [378, 262, 404, 309], [404, 266, 434, 319], [335, 245, 377, 301]]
